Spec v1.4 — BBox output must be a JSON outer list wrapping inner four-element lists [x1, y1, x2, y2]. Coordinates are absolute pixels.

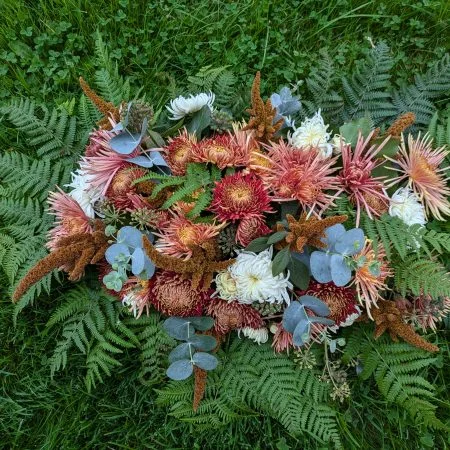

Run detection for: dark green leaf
[[272, 246, 291, 276], [339, 117, 372, 147], [288, 258, 310, 290], [267, 231, 289, 245], [246, 236, 270, 253], [186, 105, 211, 138]]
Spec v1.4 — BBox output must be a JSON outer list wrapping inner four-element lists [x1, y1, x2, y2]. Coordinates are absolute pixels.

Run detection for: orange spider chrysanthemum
[[47, 188, 93, 250], [353, 240, 392, 318], [191, 133, 248, 169], [262, 140, 339, 214], [154, 213, 224, 260], [386, 133, 450, 220], [163, 129, 196, 175]]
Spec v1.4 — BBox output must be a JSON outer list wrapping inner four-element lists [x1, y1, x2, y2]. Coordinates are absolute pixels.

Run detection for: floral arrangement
[[12, 70, 450, 410]]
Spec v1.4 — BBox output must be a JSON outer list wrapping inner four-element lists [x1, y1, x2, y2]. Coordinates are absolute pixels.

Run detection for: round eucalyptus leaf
[[140, 257, 156, 280], [131, 247, 145, 276], [166, 359, 193, 380], [192, 352, 218, 371], [168, 343, 192, 363], [330, 254, 352, 286], [105, 243, 130, 265], [310, 251, 332, 283], [282, 301, 308, 333], [335, 228, 365, 255], [186, 316, 215, 331], [322, 224, 346, 250], [117, 226, 142, 248], [163, 317, 195, 340], [189, 334, 217, 351], [292, 320, 311, 347], [109, 131, 141, 154], [299, 295, 330, 317]]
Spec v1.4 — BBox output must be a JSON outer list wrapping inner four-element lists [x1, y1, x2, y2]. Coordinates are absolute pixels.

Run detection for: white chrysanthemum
[[214, 270, 238, 301], [330, 134, 346, 155], [229, 247, 293, 305], [389, 187, 427, 226], [329, 306, 362, 333], [238, 327, 269, 344], [122, 292, 139, 318], [289, 109, 332, 159], [166, 92, 215, 121], [66, 169, 103, 218]]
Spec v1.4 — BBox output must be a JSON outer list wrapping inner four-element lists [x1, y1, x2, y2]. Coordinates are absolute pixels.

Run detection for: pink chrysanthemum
[[85, 127, 115, 157], [154, 214, 224, 260], [47, 188, 92, 250], [336, 132, 390, 226], [206, 298, 264, 335], [272, 322, 294, 353], [235, 216, 271, 247], [119, 278, 152, 319], [191, 133, 248, 169], [210, 172, 274, 222], [150, 270, 211, 316], [396, 295, 450, 332], [353, 240, 392, 318], [386, 133, 450, 220], [163, 129, 196, 175], [262, 140, 339, 214]]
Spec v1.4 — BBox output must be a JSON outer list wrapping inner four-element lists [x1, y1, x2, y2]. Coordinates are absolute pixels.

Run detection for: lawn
[[1, 1, 449, 449]]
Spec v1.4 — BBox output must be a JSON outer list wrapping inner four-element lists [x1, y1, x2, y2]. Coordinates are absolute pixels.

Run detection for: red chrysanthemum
[[236, 216, 271, 247], [262, 140, 339, 214], [336, 132, 390, 225], [106, 167, 146, 210], [386, 133, 450, 220], [210, 172, 274, 222], [150, 270, 211, 316], [191, 134, 247, 169], [163, 129, 196, 175], [303, 281, 360, 328], [47, 188, 92, 250], [206, 298, 264, 335]]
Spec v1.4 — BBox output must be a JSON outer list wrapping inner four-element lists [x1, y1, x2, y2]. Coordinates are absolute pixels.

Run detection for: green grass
[[1, 0, 450, 448]]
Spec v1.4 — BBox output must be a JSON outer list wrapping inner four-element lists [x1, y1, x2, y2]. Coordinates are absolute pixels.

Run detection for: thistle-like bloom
[[149, 270, 211, 316], [106, 167, 146, 210], [396, 295, 450, 332], [66, 169, 103, 218], [386, 133, 450, 220], [303, 281, 361, 329], [206, 298, 264, 334], [191, 134, 248, 169], [353, 240, 392, 317], [163, 129, 196, 175], [235, 215, 271, 247], [262, 140, 338, 213], [166, 92, 215, 121], [229, 247, 293, 305], [336, 132, 390, 226], [289, 110, 333, 159], [47, 188, 93, 250], [154, 214, 224, 260], [210, 172, 274, 222], [389, 187, 426, 226]]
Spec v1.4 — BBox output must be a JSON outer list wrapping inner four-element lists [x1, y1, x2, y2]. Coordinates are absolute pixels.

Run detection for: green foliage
[[343, 330, 447, 431], [428, 109, 450, 150], [158, 338, 342, 448]]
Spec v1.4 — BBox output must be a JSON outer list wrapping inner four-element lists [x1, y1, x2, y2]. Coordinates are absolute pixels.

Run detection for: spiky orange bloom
[[154, 213, 224, 260], [262, 140, 339, 213], [47, 188, 93, 250], [303, 282, 360, 328], [336, 132, 390, 226], [210, 172, 274, 222], [206, 298, 264, 334], [106, 167, 146, 210], [149, 270, 212, 316], [191, 134, 247, 169], [163, 129, 196, 175], [353, 240, 392, 318], [386, 133, 450, 220]]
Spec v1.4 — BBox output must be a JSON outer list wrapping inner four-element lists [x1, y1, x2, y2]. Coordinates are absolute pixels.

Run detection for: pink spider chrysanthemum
[[163, 128, 196, 176], [336, 132, 391, 226], [385, 133, 450, 220], [261, 140, 339, 214], [353, 240, 392, 318], [191, 133, 248, 169], [154, 213, 224, 260], [47, 188, 92, 250]]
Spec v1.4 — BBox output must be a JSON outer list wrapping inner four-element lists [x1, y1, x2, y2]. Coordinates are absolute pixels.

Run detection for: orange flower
[[163, 129, 196, 175]]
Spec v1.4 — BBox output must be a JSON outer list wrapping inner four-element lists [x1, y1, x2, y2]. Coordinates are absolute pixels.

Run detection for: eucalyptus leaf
[[288, 258, 310, 290], [322, 224, 346, 250], [168, 342, 192, 363], [308, 316, 335, 326], [335, 228, 364, 255], [189, 334, 217, 351], [163, 317, 195, 340], [105, 243, 130, 265], [117, 226, 143, 248], [330, 254, 352, 286], [126, 155, 154, 168], [310, 251, 332, 283], [166, 359, 193, 380], [267, 231, 289, 245], [282, 301, 308, 333], [299, 295, 330, 317], [140, 257, 156, 280], [109, 131, 142, 154], [192, 352, 218, 371], [272, 246, 291, 276], [186, 316, 215, 331], [131, 247, 145, 276], [292, 320, 311, 347], [148, 130, 166, 147]]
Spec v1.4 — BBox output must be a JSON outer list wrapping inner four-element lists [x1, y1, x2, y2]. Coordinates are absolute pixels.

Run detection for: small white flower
[[238, 327, 269, 344], [122, 292, 139, 317], [166, 92, 215, 121], [389, 187, 427, 226], [229, 247, 292, 305], [66, 169, 103, 218], [289, 109, 332, 159], [330, 134, 346, 155], [214, 270, 238, 301]]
